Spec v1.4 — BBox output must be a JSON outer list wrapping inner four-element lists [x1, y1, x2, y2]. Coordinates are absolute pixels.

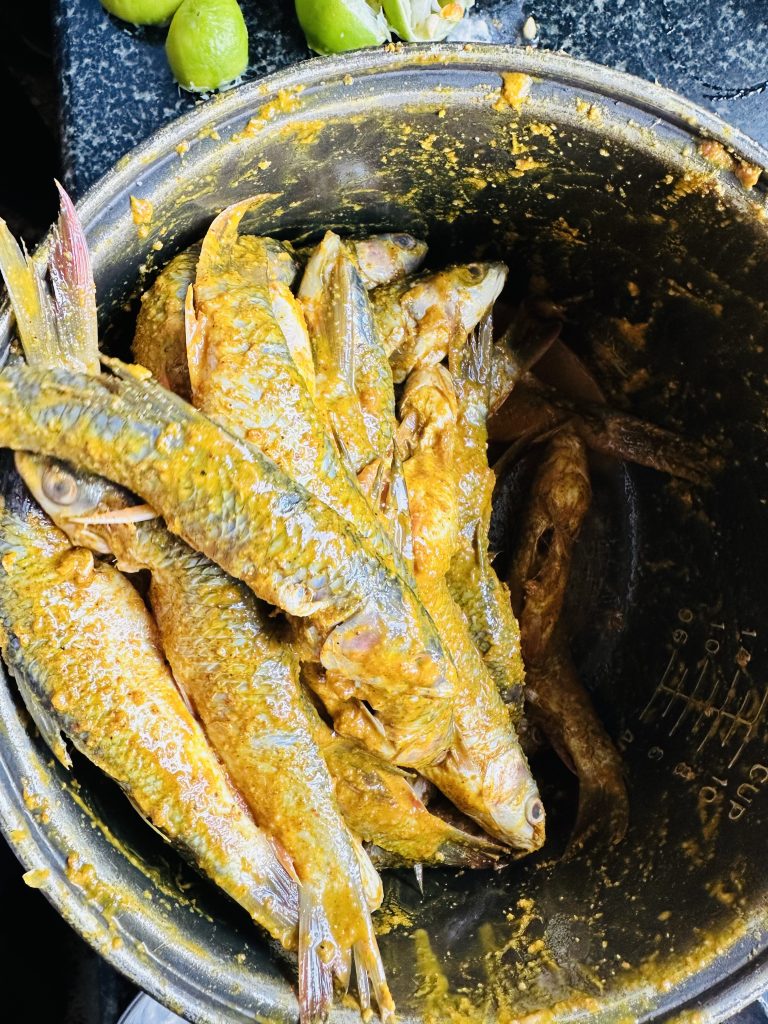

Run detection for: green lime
[[166, 0, 248, 93], [100, 0, 183, 25], [295, 0, 390, 55], [383, 0, 473, 41]]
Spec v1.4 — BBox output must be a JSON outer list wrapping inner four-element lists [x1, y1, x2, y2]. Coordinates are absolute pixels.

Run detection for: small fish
[[446, 318, 526, 718], [303, 693, 504, 869], [351, 233, 428, 289], [0, 461, 299, 951], [298, 231, 378, 474], [0, 359, 455, 769], [132, 236, 305, 402], [188, 204, 386, 552], [397, 365, 544, 852], [488, 374, 716, 485], [20, 457, 392, 1024], [295, 233, 428, 290], [1, 197, 456, 772], [371, 262, 507, 383], [509, 427, 629, 852]]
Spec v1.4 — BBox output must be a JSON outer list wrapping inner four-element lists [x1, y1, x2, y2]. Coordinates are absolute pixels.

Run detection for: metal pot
[[1, 44, 767, 1024]]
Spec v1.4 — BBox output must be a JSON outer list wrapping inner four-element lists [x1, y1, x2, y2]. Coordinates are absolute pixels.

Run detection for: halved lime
[[295, 0, 391, 55], [166, 0, 248, 92], [383, 0, 474, 41], [100, 0, 183, 25]]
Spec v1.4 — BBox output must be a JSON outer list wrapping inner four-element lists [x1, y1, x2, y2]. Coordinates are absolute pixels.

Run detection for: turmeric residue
[[414, 929, 480, 1024], [699, 139, 763, 190], [130, 196, 153, 241], [22, 867, 50, 889], [494, 72, 533, 112]]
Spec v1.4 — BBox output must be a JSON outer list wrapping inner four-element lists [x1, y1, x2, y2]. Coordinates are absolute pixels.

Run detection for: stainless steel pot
[[1, 44, 767, 1024]]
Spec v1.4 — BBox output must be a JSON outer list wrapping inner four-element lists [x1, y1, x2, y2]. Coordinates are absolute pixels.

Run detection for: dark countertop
[[55, 0, 768, 198], [0, 2, 766, 1023]]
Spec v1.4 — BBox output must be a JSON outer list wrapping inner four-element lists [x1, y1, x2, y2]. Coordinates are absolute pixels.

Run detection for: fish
[[188, 204, 385, 551], [0, 459, 300, 951], [509, 427, 629, 851], [334, 244, 395, 465], [0, 358, 455, 769], [445, 318, 526, 718], [302, 692, 505, 869], [351, 233, 428, 290], [132, 236, 309, 402], [298, 231, 378, 474], [2, 195, 390, 1022], [294, 233, 428, 290], [488, 373, 717, 485], [185, 202, 457, 768], [397, 364, 545, 852], [371, 262, 507, 383], [19, 457, 393, 1024]]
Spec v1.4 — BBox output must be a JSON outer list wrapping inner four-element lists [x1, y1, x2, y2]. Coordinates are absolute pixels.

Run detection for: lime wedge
[[383, 0, 474, 41], [166, 0, 248, 93], [100, 0, 183, 25], [295, 0, 391, 55]]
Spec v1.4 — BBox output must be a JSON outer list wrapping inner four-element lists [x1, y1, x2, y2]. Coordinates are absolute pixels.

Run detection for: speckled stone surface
[[55, 0, 768, 197]]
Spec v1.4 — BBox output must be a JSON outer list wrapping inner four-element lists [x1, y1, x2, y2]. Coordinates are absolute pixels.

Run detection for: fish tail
[[459, 312, 494, 394], [354, 930, 396, 1024], [298, 885, 334, 1024], [349, 833, 383, 911], [0, 218, 57, 367], [184, 283, 208, 396], [49, 182, 99, 373]]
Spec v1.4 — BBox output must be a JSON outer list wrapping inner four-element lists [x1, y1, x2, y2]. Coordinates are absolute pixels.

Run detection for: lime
[[100, 0, 183, 25], [295, 0, 390, 55], [166, 0, 248, 92], [383, 0, 473, 41]]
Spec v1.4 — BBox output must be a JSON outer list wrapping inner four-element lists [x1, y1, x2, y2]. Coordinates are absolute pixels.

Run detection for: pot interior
[[2, 48, 767, 1024]]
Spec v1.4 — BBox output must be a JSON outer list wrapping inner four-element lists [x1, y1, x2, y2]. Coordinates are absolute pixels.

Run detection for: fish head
[[484, 746, 546, 854], [452, 261, 508, 334], [353, 233, 428, 288], [14, 453, 137, 555]]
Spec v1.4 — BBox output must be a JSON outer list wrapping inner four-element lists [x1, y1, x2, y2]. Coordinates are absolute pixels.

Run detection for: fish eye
[[393, 234, 415, 250], [525, 796, 544, 826], [41, 465, 79, 506], [466, 263, 484, 280]]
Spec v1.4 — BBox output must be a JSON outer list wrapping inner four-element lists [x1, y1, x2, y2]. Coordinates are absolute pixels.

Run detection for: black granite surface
[[54, 0, 768, 198], [0, 2, 766, 1023]]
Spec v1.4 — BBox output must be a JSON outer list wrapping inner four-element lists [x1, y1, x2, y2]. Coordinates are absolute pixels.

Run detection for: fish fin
[[463, 312, 494, 399], [68, 504, 158, 525], [328, 415, 357, 476], [49, 182, 99, 374], [354, 932, 396, 1024], [329, 251, 358, 389], [184, 284, 208, 397], [9, 667, 71, 769], [124, 792, 174, 844], [385, 447, 414, 566], [356, 457, 385, 507], [433, 824, 507, 869], [0, 219, 58, 368], [349, 833, 383, 911], [413, 863, 424, 893], [298, 885, 335, 1024], [196, 199, 251, 279]]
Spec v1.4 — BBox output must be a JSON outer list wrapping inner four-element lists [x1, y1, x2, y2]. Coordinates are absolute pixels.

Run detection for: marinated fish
[[20, 458, 392, 1023], [509, 427, 629, 851], [0, 359, 455, 768], [302, 695, 504, 869], [298, 231, 377, 474], [397, 365, 544, 852], [295, 233, 428, 290], [0, 461, 299, 950], [489, 374, 715, 485], [446, 319, 526, 717], [133, 236, 306, 402], [371, 262, 507, 382]]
